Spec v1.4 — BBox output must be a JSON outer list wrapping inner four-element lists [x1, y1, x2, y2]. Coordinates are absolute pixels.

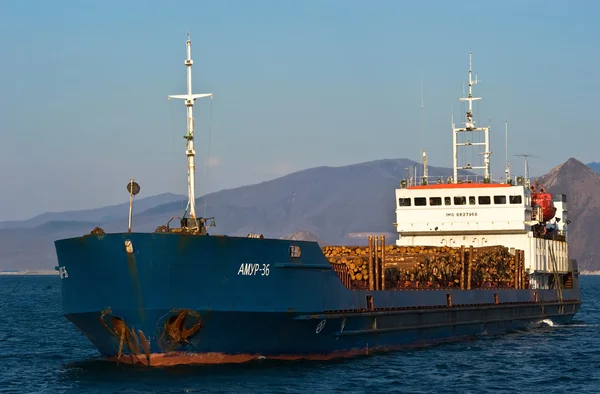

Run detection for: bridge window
[[430, 197, 442, 206], [509, 195, 522, 204], [414, 197, 427, 206], [479, 196, 491, 205], [398, 198, 411, 207], [469, 196, 476, 205], [494, 195, 507, 204], [444, 197, 451, 205], [454, 196, 466, 205]]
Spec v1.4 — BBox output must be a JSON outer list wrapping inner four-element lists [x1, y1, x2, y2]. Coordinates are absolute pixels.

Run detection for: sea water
[[1, 275, 599, 393]]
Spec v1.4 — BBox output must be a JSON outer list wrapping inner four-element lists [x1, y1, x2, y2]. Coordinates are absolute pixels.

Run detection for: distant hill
[[0, 193, 186, 230], [538, 158, 600, 272]]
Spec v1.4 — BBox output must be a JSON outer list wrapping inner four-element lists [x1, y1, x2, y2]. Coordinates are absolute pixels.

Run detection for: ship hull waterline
[[54, 232, 581, 367]]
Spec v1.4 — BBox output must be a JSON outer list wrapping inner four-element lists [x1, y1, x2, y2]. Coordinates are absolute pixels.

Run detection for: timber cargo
[[53, 39, 580, 367], [324, 241, 530, 290]]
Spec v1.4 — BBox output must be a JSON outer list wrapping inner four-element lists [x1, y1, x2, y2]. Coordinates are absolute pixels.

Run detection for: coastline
[[0, 270, 58, 276]]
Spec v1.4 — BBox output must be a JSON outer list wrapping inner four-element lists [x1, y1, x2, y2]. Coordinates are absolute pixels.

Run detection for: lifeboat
[[530, 182, 556, 222]]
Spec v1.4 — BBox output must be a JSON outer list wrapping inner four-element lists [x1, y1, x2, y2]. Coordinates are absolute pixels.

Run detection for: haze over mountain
[[538, 158, 600, 272], [0, 157, 598, 272], [0, 193, 186, 230]]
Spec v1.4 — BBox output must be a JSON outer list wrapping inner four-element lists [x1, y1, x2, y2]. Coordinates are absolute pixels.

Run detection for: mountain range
[[0, 158, 599, 272]]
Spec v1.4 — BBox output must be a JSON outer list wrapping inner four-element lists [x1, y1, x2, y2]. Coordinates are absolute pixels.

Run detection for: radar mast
[[451, 52, 491, 182]]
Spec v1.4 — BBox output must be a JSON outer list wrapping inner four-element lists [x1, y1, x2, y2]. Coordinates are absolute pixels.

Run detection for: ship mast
[[168, 33, 213, 228], [422, 149, 428, 184], [515, 153, 537, 188], [451, 52, 491, 183], [505, 120, 511, 183], [420, 67, 428, 185]]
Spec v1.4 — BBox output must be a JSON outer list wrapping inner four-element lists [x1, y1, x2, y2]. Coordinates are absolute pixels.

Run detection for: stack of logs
[[323, 236, 529, 290]]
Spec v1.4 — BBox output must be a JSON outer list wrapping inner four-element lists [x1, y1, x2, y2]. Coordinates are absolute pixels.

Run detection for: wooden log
[[381, 235, 386, 291], [368, 235, 374, 291], [520, 250, 526, 289], [516, 250, 520, 289], [460, 245, 465, 290], [467, 245, 473, 290], [373, 236, 379, 290]]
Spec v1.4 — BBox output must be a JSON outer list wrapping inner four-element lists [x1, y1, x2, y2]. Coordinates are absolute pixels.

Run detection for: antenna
[[452, 52, 491, 183], [514, 153, 537, 187], [414, 165, 417, 187], [168, 33, 214, 230], [505, 120, 508, 162], [505, 120, 511, 183]]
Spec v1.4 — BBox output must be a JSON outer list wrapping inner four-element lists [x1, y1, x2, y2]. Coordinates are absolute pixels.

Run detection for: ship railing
[[330, 263, 371, 290], [384, 280, 520, 290], [535, 229, 567, 242], [330, 262, 352, 289], [403, 174, 525, 187]]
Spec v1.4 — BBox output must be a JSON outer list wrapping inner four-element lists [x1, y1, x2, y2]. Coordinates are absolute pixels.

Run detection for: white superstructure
[[394, 54, 572, 290]]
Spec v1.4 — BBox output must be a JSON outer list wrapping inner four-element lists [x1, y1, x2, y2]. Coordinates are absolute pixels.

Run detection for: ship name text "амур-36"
[[237, 263, 270, 276]]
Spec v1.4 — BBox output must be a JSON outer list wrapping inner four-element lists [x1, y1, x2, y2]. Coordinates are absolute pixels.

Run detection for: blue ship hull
[[54, 232, 581, 366]]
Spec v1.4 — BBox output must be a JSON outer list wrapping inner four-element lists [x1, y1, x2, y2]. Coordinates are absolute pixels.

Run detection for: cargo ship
[[54, 37, 581, 366]]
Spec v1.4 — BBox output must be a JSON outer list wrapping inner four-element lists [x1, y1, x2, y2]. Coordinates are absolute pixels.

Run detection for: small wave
[[564, 323, 599, 327], [540, 319, 557, 327]]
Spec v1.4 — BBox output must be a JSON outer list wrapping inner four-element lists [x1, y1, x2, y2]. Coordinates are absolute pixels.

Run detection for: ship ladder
[[548, 243, 563, 303]]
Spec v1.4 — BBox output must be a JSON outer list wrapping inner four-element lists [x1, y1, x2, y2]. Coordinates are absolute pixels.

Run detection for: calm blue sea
[[0, 275, 599, 393]]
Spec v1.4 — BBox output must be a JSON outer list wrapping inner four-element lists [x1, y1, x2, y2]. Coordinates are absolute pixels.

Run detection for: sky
[[0, 0, 598, 221]]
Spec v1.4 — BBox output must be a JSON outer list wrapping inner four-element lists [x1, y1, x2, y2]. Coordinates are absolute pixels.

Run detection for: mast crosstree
[[168, 33, 213, 229]]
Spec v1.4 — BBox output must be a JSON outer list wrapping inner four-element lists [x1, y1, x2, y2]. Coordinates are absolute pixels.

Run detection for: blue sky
[[0, 0, 598, 220]]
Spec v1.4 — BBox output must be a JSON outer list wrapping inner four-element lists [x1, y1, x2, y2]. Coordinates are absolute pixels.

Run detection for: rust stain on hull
[[138, 329, 151, 365], [165, 310, 203, 343], [99, 309, 152, 366], [106, 350, 371, 366], [124, 242, 146, 323], [158, 309, 203, 352], [103, 336, 484, 367]]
